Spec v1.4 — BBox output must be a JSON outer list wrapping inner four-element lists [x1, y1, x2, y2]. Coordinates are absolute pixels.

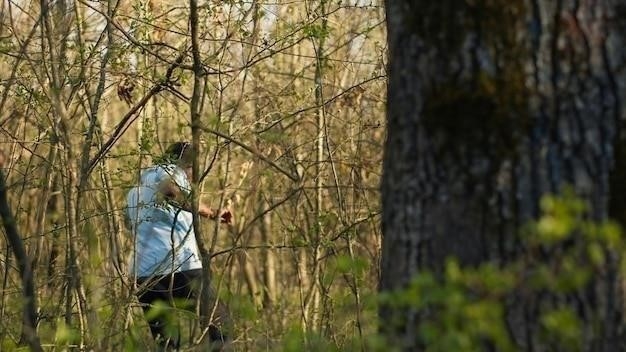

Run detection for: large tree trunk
[[381, 1, 625, 350]]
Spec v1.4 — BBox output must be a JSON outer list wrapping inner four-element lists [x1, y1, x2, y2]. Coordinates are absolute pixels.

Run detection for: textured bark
[[381, 1, 626, 350], [380, 2, 427, 347]]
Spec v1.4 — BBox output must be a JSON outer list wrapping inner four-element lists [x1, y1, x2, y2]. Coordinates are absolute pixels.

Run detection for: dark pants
[[136, 269, 231, 350]]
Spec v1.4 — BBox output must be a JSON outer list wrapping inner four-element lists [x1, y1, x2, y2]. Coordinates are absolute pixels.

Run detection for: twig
[[210, 244, 309, 258], [198, 125, 300, 182], [84, 53, 186, 176]]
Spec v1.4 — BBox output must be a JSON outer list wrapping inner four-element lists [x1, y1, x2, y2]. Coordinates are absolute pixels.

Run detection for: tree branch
[[84, 53, 186, 176], [198, 125, 300, 182]]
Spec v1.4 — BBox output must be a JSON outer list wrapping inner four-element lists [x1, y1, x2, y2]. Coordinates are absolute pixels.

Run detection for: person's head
[[164, 141, 193, 168]]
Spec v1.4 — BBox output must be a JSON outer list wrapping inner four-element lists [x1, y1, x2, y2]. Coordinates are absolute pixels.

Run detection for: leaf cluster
[[381, 190, 626, 351]]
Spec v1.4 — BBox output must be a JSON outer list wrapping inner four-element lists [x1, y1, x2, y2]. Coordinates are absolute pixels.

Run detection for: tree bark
[[381, 1, 625, 350]]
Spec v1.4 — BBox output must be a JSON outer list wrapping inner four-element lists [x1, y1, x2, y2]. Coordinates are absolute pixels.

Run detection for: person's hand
[[219, 209, 233, 224], [198, 204, 214, 219]]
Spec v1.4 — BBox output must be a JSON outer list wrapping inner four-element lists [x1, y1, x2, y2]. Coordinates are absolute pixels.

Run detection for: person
[[125, 141, 233, 351]]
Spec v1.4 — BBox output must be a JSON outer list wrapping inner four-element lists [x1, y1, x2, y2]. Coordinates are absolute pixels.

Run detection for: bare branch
[[84, 53, 186, 176], [199, 125, 300, 182]]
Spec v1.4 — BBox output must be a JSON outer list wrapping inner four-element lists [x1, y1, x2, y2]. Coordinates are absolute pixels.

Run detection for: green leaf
[[55, 321, 80, 345], [587, 242, 605, 266], [143, 300, 170, 321], [541, 308, 582, 348], [302, 24, 331, 40]]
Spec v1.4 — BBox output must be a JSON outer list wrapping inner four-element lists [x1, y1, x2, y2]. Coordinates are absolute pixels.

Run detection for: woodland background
[[0, 0, 385, 350], [4, 0, 626, 351]]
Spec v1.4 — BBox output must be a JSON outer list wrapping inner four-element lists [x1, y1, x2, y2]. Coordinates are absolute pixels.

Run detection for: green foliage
[[277, 315, 391, 352], [55, 321, 81, 347], [139, 115, 156, 153], [281, 327, 339, 352], [122, 325, 144, 352], [333, 254, 368, 281], [0, 338, 19, 351], [143, 300, 181, 340], [381, 260, 516, 352], [229, 293, 259, 322], [380, 192, 625, 351], [303, 23, 331, 41], [540, 308, 582, 351], [531, 191, 586, 245], [259, 129, 286, 144], [0, 35, 15, 52]]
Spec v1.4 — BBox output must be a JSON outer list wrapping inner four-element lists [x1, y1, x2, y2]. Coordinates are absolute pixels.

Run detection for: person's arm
[[158, 178, 232, 223]]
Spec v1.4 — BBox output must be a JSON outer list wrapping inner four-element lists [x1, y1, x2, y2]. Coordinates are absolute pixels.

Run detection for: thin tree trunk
[[261, 196, 277, 309], [0, 153, 43, 352], [241, 253, 262, 306], [62, 157, 89, 348], [46, 175, 61, 289], [308, 0, 330, 334], [32, 145, 58, 271], [189, 1, 224, 347]]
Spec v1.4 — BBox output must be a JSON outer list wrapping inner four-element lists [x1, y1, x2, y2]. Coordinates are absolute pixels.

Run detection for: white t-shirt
[[125, 164, 203, 278]]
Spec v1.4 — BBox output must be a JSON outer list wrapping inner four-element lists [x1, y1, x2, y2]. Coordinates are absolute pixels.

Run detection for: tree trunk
[[0, 154, 43, 351], [381, 1, 625, 350]]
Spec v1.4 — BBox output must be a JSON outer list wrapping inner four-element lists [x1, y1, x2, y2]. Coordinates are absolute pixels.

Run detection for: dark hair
[[164, 141, 193, 165]]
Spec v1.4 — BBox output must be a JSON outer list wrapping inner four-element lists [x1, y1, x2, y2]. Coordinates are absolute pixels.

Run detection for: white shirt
[[125, 164, 203, 278]]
